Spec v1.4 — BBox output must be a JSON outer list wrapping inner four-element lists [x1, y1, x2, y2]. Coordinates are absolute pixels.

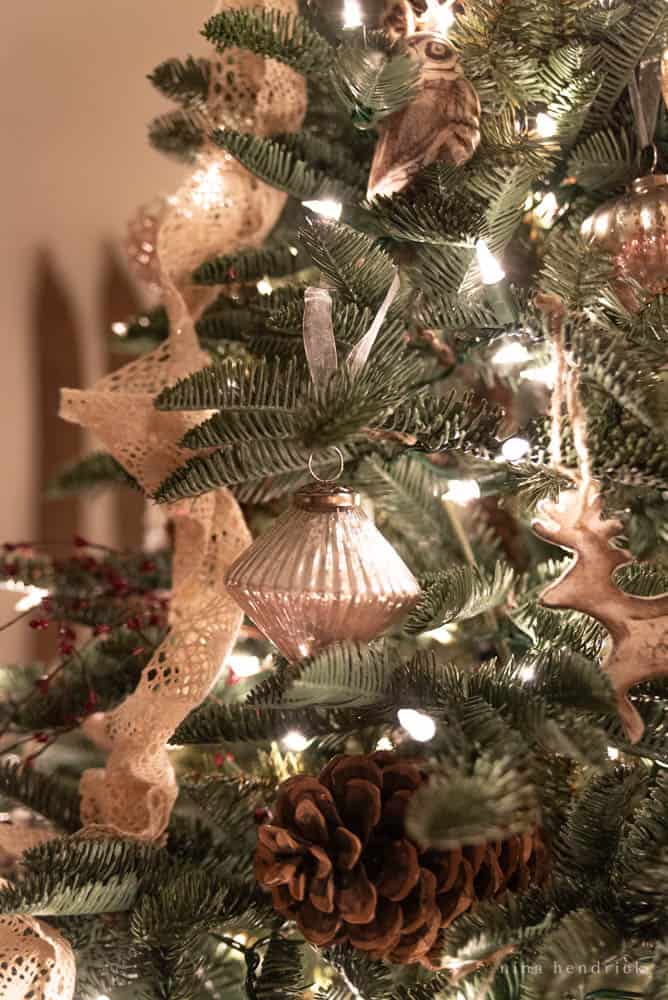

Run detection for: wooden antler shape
[[533, 482, 668, 743]]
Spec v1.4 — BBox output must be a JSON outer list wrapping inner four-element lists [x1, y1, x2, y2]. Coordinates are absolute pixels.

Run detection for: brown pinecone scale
[[255, 752, 549, 966]]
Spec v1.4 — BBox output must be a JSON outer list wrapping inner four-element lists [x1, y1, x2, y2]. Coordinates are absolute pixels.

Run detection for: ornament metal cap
[[225, 478, 421, 661]]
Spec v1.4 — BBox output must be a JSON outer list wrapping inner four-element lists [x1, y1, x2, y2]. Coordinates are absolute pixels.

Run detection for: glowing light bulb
[[421, 0, 456, 34], [256, 277, 273, 295], [501, 437, 531, 462], [518, 663, 536, 683], [521, 361, 557, 388], [282, 730, 310, 752], [227, 653, 262, 678], [607, 746, 620, 761], [492, 342, 531, 366], [375, 736, 394, 751], [534, 191, 559, 228], [441, 480, 481, 505], [343, 0, 362, 28], [476, 240, 505, 285], [111, 321, 128, 336], [302, 199, 343, 220], [535, 112, 557, 138], [422, 624, 456, 644], [398, 709, 436, 742], [0, 581, 50, 612]]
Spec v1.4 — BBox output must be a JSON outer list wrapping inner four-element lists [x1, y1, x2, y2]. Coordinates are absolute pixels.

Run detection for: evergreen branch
[[182, 407, 301, 450], [46, 452, 139, 499], [193, 243, 310, 285], [211, 129, 362, 202], [439, 894, 553, 967], [521, 909, 622, 1000], [647, 943, 668, 1000], [298, 216, 397, 310], [255, 934, 305, 999], [566, 126, 636, 191], [155, 357, 305, 412], [367, 188, 486, 244], [0, 838, 156, 916], [586, 0, 668, 129], [0, 760, 81, 833], [404, 562, 514, 634], [202, 8, 334, 78], [380, 391, 503, 454], [148, 109, 206, 162], [405, 754, 538, 849], [264, 642, 399, 708], [332, 33, 421, 129], [148, 56, 210, 107]]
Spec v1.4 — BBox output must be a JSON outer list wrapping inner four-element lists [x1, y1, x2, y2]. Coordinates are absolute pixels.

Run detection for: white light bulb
[[343, 0, 363, 28], [492, 342, 531, 366], [398, 709, 436, 742], [256, 278, 273, 296], [422, 624, 456, 644], [111, 321, 128, 337], [520, 362, 557, 388], [607, 746, 620, 761], [0, 582, 50, 613], [501, 437, 531, 462], [534, 191, 559, 228], [518, 663, 536, 683], [282, 730, 310, 752], [421, 0, 456, 34], [375, 736, 394, 751], [227, 653, 262, 678], [476, 240, 506, 285], [302, 199, 343, 221], [535, 112, 557, 138], [441, 480, 481, 505]]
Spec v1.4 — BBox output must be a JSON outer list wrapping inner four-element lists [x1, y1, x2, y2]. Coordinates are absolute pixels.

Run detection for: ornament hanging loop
[[642, 142, 659, 175], [308, 448, 345, 483]]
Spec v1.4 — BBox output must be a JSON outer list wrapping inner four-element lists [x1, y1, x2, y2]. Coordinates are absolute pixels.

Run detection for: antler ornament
[[533, 481, 668, 743]]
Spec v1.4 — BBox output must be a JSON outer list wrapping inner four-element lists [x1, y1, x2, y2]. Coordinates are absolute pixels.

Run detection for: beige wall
[[0, 0, 212, 658]]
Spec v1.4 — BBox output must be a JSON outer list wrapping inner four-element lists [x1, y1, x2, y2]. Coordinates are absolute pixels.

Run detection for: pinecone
[[255, 752, 549, 966]]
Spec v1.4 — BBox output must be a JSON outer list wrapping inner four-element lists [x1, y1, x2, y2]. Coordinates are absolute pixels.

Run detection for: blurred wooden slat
[[100, 244, 145, 551], [32, 249, 86, 658]]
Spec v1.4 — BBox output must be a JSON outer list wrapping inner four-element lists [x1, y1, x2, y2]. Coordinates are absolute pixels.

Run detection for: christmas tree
[[2, 0, 668, 996]]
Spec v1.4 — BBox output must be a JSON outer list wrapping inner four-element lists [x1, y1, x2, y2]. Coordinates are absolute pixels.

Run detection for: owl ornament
[[367, 30, 480, 199]]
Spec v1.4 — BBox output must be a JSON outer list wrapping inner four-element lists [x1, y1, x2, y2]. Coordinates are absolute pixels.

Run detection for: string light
[[441, 480, 481, 505], [501, 437, 531, 462], [397, 709, 436, 742], [375, 736, 394, 751], [422, 624, 456, 644], [227, 653, 262, 678], [111, 321, 128, 337], [343, 0, 363, 28], [607, 746, 620, 761], [535, 112, 557, 138], [256, 277, 273, 295], [0, 581, 50, 612], [534, 191, 560, 228], [521, 361, 557, 387], [476, 239, 505, 284], [302, 199, 343, 220], [492, 341, 531, 366], [518, 663, 536, 683], [421, 0, 456, 35], [282, 730, 310, 752]]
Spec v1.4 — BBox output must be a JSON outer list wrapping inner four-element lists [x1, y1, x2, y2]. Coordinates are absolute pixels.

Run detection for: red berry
[[59, 641, 74, 656], [227, 267, 238, 280], [84, 690, 98, 712], [3, 543, 16, 552], [214, 752, 224, 768], [126, 616, 141, 631], [58, 625, 76, 639], [140, 560, 157, 573], [35, 676, 50, 695], [34, 732, 50, 744], [29, 618, 50, 631], [73, 535, 90, 548], [254, 807, 272, 825], [93, 624, 111, 636]]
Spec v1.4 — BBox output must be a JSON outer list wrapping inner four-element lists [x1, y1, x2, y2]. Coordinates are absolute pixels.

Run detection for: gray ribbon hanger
[[302, 272, 401, 390]]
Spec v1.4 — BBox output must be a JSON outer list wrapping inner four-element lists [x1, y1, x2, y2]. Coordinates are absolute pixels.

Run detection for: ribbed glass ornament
[[225, 482, 421, 660]]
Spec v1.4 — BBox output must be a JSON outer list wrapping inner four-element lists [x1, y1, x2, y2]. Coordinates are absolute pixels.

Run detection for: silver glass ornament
[[225, 481, 421, 660]]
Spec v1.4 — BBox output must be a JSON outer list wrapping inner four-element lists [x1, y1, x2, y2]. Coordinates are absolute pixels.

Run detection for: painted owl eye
[[424, 40, 455, 60]]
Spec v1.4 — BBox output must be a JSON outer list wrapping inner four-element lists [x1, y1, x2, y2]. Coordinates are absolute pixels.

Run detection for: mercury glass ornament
[[225, 481, 421, 660], [581, 174, 668, 311]]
